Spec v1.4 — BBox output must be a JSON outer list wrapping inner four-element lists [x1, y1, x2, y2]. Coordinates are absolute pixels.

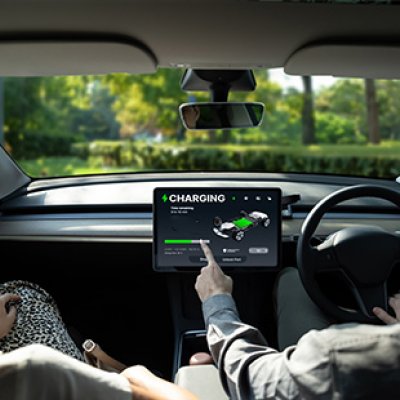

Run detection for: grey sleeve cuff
[[202, 293, 239, 327]]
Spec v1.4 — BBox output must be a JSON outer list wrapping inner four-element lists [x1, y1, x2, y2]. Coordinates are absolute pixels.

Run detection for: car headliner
[[0, 0, 399, 77], [0, 0, 399, 197]]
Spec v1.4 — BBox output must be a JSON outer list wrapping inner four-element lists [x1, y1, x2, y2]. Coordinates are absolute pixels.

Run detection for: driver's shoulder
[[286, 323, 400, 397], [298, 322, 400, 349], [287, 322, 400, 370]]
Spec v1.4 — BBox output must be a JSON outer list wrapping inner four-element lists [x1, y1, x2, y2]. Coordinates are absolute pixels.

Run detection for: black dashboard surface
[[0, 172, 399, 244], [3, 172, 400, 209]]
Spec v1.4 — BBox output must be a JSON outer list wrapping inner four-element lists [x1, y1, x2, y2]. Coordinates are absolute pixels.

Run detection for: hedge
[[6, 131, 78, 159], [70, 141, 400, 178]]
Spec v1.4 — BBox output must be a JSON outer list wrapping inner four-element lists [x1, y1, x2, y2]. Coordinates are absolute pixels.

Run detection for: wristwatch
[[82, 338, 127, 372], [83, 338, 97, 353]]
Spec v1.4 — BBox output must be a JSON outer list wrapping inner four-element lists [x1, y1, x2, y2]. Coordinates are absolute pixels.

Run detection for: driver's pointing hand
[[195, 240, 233, 302]]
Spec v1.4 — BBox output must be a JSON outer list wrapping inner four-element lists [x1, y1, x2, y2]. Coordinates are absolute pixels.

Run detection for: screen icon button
[[249, 247, 269, 254]]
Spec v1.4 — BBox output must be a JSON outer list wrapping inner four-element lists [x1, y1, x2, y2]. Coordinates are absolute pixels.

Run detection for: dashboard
[[0, 173, 399, 246], [1, 172, 399, 379]]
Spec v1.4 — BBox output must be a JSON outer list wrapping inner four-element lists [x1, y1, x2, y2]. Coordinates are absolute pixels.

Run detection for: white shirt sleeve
[[0, 344, 132, 400]]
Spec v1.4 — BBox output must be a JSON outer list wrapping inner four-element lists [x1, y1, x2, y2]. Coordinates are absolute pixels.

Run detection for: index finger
[[200, 240, 216, 265], [373, 307, 397, 325]]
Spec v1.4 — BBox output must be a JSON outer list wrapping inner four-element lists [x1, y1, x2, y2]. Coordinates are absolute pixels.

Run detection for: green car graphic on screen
[[213, 210, 270, 241]]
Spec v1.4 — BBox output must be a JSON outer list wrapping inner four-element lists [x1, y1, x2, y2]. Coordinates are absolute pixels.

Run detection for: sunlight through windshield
[[2, 68, 399, 179]]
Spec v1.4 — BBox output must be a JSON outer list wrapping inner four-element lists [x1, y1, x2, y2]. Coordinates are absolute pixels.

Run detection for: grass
[[17, 140, 400, 178]]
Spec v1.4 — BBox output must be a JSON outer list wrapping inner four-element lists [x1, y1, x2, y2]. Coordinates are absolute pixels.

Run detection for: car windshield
[[2, 67, 399, 179]]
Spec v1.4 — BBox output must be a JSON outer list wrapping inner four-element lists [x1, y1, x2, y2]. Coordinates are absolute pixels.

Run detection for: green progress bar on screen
[[164, 239, 210, 244]]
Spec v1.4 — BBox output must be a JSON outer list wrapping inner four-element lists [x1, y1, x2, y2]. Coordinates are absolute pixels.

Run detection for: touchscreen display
[[153, 188, 281, 271]]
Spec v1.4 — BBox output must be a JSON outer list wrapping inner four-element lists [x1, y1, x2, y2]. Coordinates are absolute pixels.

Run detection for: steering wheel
[[297, 184, 400, 323]]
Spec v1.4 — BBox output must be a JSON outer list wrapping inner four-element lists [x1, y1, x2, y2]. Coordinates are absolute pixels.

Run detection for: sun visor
[[0, 40, 157, 76], [285, 44, 400, 79]]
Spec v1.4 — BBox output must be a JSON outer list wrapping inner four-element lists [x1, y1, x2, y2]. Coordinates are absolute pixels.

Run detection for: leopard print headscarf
[[0, 280, 83, 361]]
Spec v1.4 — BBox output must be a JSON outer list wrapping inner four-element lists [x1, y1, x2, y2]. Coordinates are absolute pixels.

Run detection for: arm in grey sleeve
[[203, 294, 299, 400]]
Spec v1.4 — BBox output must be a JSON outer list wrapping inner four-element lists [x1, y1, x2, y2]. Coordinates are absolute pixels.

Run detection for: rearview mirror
[[179, 102, 264, 130]]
